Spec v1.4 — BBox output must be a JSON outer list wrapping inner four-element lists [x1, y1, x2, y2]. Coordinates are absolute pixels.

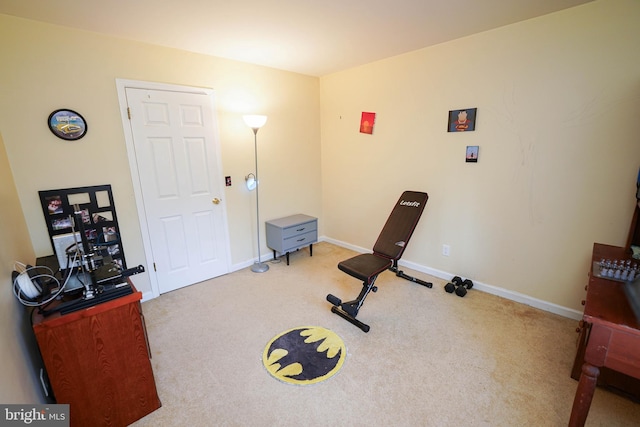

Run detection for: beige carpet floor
[[131, 242, 640, 426]]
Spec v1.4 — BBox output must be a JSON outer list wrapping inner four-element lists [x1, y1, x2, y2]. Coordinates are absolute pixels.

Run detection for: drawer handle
[[296, 227, 306, 231], [297, 238, 306, 242]]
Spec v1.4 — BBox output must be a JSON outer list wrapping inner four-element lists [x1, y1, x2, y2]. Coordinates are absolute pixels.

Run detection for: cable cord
[[13, 255, 76, 307]]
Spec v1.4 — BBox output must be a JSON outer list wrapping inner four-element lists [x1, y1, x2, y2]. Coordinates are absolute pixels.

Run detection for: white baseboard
[[160, 236, 582, 321], [322, 236, 583, 321], [141, 290, 155, 302], [231, 259, 256, 272]]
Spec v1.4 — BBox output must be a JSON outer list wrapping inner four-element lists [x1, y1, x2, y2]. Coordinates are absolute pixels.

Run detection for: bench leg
[[327, 277, 378, 332], [331, 305, 370, 332], [390, 262, 433, 288]]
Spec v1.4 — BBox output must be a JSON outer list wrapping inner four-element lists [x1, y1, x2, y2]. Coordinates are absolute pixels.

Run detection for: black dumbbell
[[455, 279, 474, 297], [444, 276, 463, 293]]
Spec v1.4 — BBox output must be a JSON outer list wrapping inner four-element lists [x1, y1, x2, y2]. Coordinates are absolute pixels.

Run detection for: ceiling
[[0, 0, 594, 76]]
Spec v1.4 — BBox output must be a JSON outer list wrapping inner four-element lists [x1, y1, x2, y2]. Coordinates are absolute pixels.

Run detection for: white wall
[[320, 0, 640, 312]]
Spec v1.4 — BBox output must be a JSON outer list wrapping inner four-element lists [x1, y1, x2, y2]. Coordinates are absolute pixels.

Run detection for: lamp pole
[[251, 126, 268, 272], [243, 115, 269, 273]]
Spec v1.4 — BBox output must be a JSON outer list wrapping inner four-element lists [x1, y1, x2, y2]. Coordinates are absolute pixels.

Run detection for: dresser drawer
[[282, 230, 318, 252], [281, 220, 317, 239]]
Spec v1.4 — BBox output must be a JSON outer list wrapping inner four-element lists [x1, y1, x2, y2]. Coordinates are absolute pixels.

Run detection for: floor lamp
[[243, 114, 269, 273]]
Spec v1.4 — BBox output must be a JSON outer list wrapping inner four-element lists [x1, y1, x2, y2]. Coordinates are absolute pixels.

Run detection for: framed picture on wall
[[360, 112, 376, 134], [48, 109, 88, 140], [448, 108, 477, 132], [466, 146, 479, 163]]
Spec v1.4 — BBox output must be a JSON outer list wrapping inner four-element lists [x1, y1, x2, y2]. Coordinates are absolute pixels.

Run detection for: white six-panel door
[[122, 84, 229, 295]]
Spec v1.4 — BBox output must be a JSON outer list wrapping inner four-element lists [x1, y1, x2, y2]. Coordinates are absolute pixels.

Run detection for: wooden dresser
[[32, 282, 161, 427], [569, 202, 640, 427]]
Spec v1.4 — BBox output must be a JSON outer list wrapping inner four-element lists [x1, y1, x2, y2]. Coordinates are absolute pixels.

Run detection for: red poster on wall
[[360, 112, 376, 134]]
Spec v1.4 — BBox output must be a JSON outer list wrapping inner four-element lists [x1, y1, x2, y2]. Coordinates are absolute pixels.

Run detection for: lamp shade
[[245, 173, 257, 191], [243, 115, 267, 129]]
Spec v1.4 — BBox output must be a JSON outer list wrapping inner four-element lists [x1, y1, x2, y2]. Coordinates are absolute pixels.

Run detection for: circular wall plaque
[[48, 109, 87, 140]]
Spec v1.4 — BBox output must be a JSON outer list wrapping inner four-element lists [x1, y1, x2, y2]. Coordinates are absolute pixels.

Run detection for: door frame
[[115, 79, 232, 299]]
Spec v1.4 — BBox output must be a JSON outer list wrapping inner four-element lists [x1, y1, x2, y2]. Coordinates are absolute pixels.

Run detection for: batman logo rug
[[262, 326, 346, 385]]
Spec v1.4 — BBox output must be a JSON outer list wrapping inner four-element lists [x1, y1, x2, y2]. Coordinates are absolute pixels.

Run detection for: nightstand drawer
[[281, 220, 317, 239], [282, 230, 317, 252]]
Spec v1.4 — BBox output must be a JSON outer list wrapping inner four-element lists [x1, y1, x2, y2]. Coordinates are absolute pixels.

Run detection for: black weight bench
[[327, 191, 432, 332]]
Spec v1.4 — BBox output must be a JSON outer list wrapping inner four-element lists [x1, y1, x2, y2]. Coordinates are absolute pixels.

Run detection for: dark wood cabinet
[[569, 243, 640, 425], [571, 244, 640, 400], [32, 284, 161, 427]]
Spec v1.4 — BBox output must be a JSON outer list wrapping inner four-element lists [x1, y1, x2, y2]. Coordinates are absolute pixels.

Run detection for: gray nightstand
[[266, 214, 318, 265]]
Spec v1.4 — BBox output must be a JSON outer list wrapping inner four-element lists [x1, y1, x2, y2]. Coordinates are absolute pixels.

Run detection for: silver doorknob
[[212, 198, 221, 205]]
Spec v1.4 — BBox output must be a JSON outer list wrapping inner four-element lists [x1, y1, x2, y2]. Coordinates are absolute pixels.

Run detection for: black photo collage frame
[[38, 184, 127, 270]]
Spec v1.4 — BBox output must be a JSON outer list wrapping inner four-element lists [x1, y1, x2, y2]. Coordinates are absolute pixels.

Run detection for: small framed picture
[[92, 211, 113, 223], [51, 217, 73, 231], [45, 195, 63, 215], [448, 108, 477, 132], [466, 146, 479, 163], [48, 109, 88, 140], [360, 112, 376, 134]]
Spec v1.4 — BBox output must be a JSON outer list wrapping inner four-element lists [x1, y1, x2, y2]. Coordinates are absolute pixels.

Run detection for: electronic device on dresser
[[20, 185, 146, 316]]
